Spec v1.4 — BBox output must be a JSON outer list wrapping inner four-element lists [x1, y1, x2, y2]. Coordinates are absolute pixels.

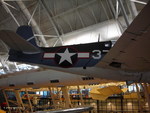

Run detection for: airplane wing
[[96, 1, 150, 72], [0, 30, 40, 53]]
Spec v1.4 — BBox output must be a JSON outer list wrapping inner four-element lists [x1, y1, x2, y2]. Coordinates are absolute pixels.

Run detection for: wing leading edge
[[97, 1, 150, 72]]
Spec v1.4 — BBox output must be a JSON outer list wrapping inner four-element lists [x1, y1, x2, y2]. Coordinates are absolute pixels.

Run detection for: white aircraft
[[0, 68, 113, 89]]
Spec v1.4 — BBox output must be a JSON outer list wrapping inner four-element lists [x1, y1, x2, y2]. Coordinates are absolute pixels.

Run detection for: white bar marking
[[78, 53, 89, 58], [44, 53, 55, 58]]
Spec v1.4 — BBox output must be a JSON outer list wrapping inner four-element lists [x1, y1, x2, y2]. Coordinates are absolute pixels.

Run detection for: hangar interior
[[0, 0, 150, 113]]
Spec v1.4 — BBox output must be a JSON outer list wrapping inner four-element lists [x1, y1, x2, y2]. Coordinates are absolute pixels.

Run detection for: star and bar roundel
[[43, 47, 90, 67]]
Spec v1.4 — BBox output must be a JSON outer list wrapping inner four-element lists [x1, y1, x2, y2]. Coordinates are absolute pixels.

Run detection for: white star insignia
[[57, 48, 76, 64]]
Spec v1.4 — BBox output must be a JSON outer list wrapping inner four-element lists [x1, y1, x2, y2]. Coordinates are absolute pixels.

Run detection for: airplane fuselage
[[8, 41, 112, 68]]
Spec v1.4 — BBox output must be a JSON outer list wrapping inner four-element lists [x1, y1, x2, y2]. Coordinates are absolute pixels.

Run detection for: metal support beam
[[0, 54, 19, 73], [126, 0, 138, 19], [14, 90, 25, 112], [143, 83, 150, 111], [97, 100, 100, 113], [2, 1, 20, 27], [116, 0, 119, 19], [61, 86, 72, 108], [118, 0, 130, 27], [62, 18, 73, 32], [0, 57, 9, 73], [130, 0, 147, 5], [88, 7, 98, 24], [52, 0, 96, 19], [39, 0, 64, 46], [55, 87, 62, 106], [135, 83, 143, 113], [34, 34, 58, 38], [17, 1, 49, 47], [28, 3, 39, 25], [77, 86, 84, 106], [107, 0, 117, 19], [25, 89, 33, 112], [106, 0, 123, 34], [53, 39, 59, 47], [48, 87, 57, 109], [2, 90, 11, 113], [130, 0, 138, 17], [76, 11, 85, 28], [106, 0, 124, 34]]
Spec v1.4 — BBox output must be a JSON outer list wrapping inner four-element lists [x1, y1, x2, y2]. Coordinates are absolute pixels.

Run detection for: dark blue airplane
[[0, 25, 112, 68], [0, 1, 150, 83]]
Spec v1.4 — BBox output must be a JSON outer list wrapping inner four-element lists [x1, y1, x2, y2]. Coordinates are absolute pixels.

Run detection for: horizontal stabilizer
[[0, 30, 40, 53]]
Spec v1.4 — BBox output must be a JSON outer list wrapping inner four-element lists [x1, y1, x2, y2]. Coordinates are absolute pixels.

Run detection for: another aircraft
[[0, 69, 112, 89], [0, 1, 150, 83]]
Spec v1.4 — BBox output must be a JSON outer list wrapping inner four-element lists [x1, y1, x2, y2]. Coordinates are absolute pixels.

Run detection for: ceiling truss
[[0, 0, 147, 75]]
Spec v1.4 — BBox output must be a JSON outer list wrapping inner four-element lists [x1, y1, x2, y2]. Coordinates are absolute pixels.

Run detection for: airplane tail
[[0, 26, 40, 53], [16, 25, 38, 47]]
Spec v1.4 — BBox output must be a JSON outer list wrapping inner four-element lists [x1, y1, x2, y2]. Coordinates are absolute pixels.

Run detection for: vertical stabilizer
[[16, 25, 38, 47]]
